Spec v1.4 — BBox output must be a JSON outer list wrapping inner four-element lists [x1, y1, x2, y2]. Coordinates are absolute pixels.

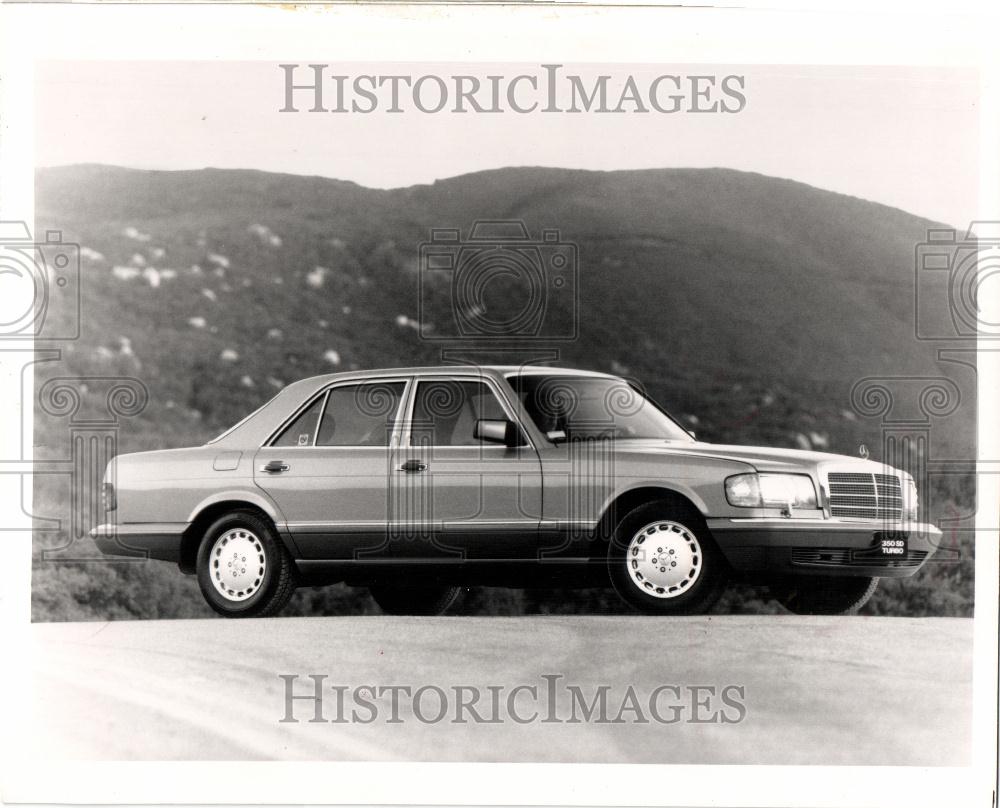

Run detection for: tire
[[369, 583, 462, 616], [770, 576, 879, 615], [196, 509, 297, 618], [607, 500, 728, 615]]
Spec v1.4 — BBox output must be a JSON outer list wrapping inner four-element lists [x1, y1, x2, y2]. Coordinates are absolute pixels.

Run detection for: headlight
[[725, 473, 761, 507], [903, 477, 919, 521], [725, 473, 818, 509]]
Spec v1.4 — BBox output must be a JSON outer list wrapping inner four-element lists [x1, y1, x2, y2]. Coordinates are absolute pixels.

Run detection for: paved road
[[28, 615, 971, 765]]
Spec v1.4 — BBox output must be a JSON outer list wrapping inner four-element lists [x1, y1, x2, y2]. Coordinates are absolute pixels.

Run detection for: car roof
[[288, 365, 620, 386]]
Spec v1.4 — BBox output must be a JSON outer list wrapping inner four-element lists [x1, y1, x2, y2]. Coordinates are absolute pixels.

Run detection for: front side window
[[507, 374, 694, 443], [410, 380, 510, 447]]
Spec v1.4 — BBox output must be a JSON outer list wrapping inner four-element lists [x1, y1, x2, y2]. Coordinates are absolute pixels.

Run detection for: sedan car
[[91, 365, 941, 617]]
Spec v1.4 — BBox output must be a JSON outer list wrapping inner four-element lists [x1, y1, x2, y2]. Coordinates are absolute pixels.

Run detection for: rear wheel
[[196, 510, 296, 618], [608, 500, 728, 615], [369, 584, 461, 616], [770, 576, 879, 615]]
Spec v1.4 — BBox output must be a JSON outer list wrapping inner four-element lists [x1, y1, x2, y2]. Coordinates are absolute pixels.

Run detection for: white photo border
[[1, 2, 997, 806]]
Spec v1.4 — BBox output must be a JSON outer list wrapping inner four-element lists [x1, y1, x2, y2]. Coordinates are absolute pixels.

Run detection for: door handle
[[399, 459, 427, 473], [260, 460, 290, 473]]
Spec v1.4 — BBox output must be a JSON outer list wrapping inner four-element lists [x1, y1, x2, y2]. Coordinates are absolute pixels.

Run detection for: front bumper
[[706, 517, 941, 578], [90, 523, 185, 563]]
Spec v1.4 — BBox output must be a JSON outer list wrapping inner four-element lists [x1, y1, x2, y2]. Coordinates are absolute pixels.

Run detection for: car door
[[393, 375, 543, 561], [253, 377, 410, 560], [505, 373, 623, 560]]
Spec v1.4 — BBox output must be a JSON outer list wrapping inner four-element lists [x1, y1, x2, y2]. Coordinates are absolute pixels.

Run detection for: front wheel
[[769, 576, 879, 615], [369, 584, 462, 616], [196, 510, 297, 618], [608, 501, 729, 615]]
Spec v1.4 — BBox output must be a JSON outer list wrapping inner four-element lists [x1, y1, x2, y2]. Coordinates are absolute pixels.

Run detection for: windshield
[[507, 374, 695, 443]]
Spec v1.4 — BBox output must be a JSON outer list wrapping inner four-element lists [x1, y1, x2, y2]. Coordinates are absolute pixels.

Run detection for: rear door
[[253, 377, 410, 559]]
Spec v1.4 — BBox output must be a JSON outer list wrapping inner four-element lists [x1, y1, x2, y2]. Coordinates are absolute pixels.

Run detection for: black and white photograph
[[1, 3, 997, 807]]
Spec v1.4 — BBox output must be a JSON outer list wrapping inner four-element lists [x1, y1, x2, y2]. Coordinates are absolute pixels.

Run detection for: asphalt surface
[[28, 615, 972, 765]]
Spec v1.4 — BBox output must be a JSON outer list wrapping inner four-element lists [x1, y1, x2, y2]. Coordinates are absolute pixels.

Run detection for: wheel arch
[[592, 485, 709, 552], [180, 495, 292, 574]]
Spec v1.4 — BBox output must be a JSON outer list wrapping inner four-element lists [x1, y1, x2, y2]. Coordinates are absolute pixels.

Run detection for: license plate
[[878, 534, 908, 557]]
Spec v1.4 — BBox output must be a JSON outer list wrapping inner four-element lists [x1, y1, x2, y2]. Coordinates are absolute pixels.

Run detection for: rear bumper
[[706, 518, 941, 578], [90, 523, 185, 564]]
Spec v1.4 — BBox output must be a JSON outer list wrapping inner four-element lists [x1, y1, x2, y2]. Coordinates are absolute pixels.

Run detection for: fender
[[598, 479, 712, 521], [185, 488, 288, 529]]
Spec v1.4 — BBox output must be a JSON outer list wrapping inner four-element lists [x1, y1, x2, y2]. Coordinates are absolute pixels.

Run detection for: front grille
[[827, 472, 903, 521]]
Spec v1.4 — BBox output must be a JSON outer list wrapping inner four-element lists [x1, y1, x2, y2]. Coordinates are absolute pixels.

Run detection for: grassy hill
[[31, 164, 975, 620]]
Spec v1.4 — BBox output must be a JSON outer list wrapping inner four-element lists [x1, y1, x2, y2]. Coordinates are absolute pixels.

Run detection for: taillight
[[101, 482, 117, 511]]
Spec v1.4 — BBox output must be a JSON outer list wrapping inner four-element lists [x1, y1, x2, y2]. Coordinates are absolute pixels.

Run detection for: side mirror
[[687, 429, 697, 440], [475, 418, 518, 446]]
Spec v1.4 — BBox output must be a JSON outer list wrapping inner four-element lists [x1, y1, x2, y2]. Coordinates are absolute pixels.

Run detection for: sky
[[36, 61, 980, 228]]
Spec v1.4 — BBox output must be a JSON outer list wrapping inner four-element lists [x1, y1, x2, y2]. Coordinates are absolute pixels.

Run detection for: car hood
[[615, 439, 899, 475]]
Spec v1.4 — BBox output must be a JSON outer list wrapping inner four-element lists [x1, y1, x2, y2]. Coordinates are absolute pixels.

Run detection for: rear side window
[[272, 396, 324, 447], [316, 382, 406, 446]]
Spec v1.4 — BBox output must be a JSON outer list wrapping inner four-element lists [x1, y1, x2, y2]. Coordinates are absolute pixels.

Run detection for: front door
[[392, 377, 543, 561]]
